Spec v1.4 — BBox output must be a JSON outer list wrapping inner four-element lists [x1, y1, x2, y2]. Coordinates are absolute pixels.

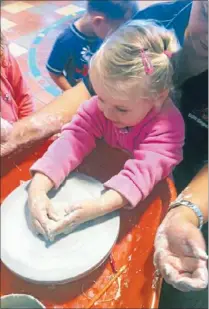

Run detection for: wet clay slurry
[[0, 139, 177, 308]]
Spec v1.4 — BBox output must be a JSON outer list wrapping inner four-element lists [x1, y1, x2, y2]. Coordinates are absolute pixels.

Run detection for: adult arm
[[1, 81, 91, 157], [105, 115, 184, 207], [154, 164, 208, 292], [46, 32, 75, 90], [173, 164, 208, 225], [173, 1, 208, 86]]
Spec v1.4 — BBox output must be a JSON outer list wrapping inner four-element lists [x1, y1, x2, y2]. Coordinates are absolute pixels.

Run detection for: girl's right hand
[[28, 193, 60, 239]]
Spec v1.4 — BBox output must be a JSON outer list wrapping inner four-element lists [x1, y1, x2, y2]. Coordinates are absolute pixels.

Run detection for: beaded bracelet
[[169, 199, 204, 230]]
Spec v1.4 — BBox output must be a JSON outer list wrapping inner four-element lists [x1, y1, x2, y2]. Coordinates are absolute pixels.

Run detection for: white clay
[[1, 173, 120, 284]]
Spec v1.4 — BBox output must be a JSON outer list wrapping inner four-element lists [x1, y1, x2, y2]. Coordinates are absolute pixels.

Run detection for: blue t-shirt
[[46, 22, 102, 86]]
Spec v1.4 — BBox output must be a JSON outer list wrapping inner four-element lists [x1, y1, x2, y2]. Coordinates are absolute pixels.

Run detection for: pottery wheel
[[1, 172, 120, 284]]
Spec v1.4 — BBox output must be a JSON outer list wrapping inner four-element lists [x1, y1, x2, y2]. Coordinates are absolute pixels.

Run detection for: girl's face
[[91, 74, 154, 128]]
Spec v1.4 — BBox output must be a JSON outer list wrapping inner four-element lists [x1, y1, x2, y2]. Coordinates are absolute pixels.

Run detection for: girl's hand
[[47, 200, 99, 241], [47, 189, 128, 241], [154, 207, 208, 292], [28, 193, 60, 239]]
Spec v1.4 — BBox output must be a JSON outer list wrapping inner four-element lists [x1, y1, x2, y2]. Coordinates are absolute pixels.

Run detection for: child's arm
[[28, 97, 104, 237], [47, 189, 128, 240], [48, 72, 72, 90], [7, 50, 34, 118], [48, 112, 185, 239], [30, 97, 104, 188], [46, 35, 74, 90], [105, 115, 185, 208]]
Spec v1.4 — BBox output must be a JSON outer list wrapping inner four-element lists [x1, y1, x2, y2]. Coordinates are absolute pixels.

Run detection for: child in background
[[46, 0, 138, 91], [29, 20, 185, 240], [0, 33, 34, 124]]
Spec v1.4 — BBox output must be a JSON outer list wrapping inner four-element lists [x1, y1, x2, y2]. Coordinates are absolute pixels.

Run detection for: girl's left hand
[[48, 189, 127, 241], [48, 200, 99, 241]]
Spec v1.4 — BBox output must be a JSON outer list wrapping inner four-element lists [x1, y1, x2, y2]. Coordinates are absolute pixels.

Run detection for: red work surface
[[0, 139, 176, 308]]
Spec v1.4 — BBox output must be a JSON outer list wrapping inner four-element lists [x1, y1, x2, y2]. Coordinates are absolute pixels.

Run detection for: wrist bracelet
[[169, 199, 204, 230]]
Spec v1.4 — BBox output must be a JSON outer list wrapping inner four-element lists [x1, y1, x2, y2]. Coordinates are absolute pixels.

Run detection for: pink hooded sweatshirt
[[1, 47, 34, 123], [31, 96, 184, 207]]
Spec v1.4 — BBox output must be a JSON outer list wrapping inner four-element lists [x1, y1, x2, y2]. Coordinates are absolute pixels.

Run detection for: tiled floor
[[1, 1, 156, 110], [1, 1, 86, 109]]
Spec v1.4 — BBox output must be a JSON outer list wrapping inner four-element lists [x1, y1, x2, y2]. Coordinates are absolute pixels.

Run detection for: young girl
[[28, 20, 185, 241], [0, 32, 34, 124]]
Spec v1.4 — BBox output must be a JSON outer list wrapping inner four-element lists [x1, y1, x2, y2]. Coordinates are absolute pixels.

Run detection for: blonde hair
[[89, 20, 180, 101]]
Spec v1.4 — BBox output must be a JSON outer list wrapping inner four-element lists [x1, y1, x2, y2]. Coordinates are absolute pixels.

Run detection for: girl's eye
[[116, 107, 128, 113]]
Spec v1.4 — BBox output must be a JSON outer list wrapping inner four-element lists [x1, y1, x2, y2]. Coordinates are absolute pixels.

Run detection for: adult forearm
[[169, 164, 208, 226], [1, 81, 91, 156], [180, 164, 208, 223]]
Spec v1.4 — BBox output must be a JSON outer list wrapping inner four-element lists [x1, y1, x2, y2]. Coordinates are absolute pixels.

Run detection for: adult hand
[[0, 121, 19, 157], [1, 118, 13, 141], [1, 138, 17, 157], [154, 207, 208, 292], [0, 118, 17, 156]]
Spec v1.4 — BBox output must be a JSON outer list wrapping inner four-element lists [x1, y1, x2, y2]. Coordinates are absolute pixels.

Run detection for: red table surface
[[0, 139, 176, 308]]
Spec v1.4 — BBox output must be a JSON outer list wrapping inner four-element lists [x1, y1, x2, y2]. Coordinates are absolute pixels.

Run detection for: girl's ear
[[158, 89, 169, 101], [155, 89, 169, 105]]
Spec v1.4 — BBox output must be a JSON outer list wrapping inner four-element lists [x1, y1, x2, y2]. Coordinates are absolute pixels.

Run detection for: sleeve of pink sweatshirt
[[30, 98, 104, 187], [104, 113, 184, 208], [7, 49, 34, 118]]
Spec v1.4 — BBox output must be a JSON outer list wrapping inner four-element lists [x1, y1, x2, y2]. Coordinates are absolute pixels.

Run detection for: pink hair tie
[[163, 50, 172, 58], [140, 49, 154, 75]]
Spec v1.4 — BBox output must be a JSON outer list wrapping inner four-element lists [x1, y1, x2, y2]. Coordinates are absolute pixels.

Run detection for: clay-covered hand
[[47, 189, 127, 241], [1, 134, 18, 157], [154, 207, 208, 292], [47, 200, 99, 241], [1, 117, 13, 142], [28, 193, 61, 239], [0, 118, 18, 157]]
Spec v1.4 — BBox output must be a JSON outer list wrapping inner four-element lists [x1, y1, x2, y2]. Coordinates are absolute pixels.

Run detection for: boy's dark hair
[[87, 0, 138, 20]]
